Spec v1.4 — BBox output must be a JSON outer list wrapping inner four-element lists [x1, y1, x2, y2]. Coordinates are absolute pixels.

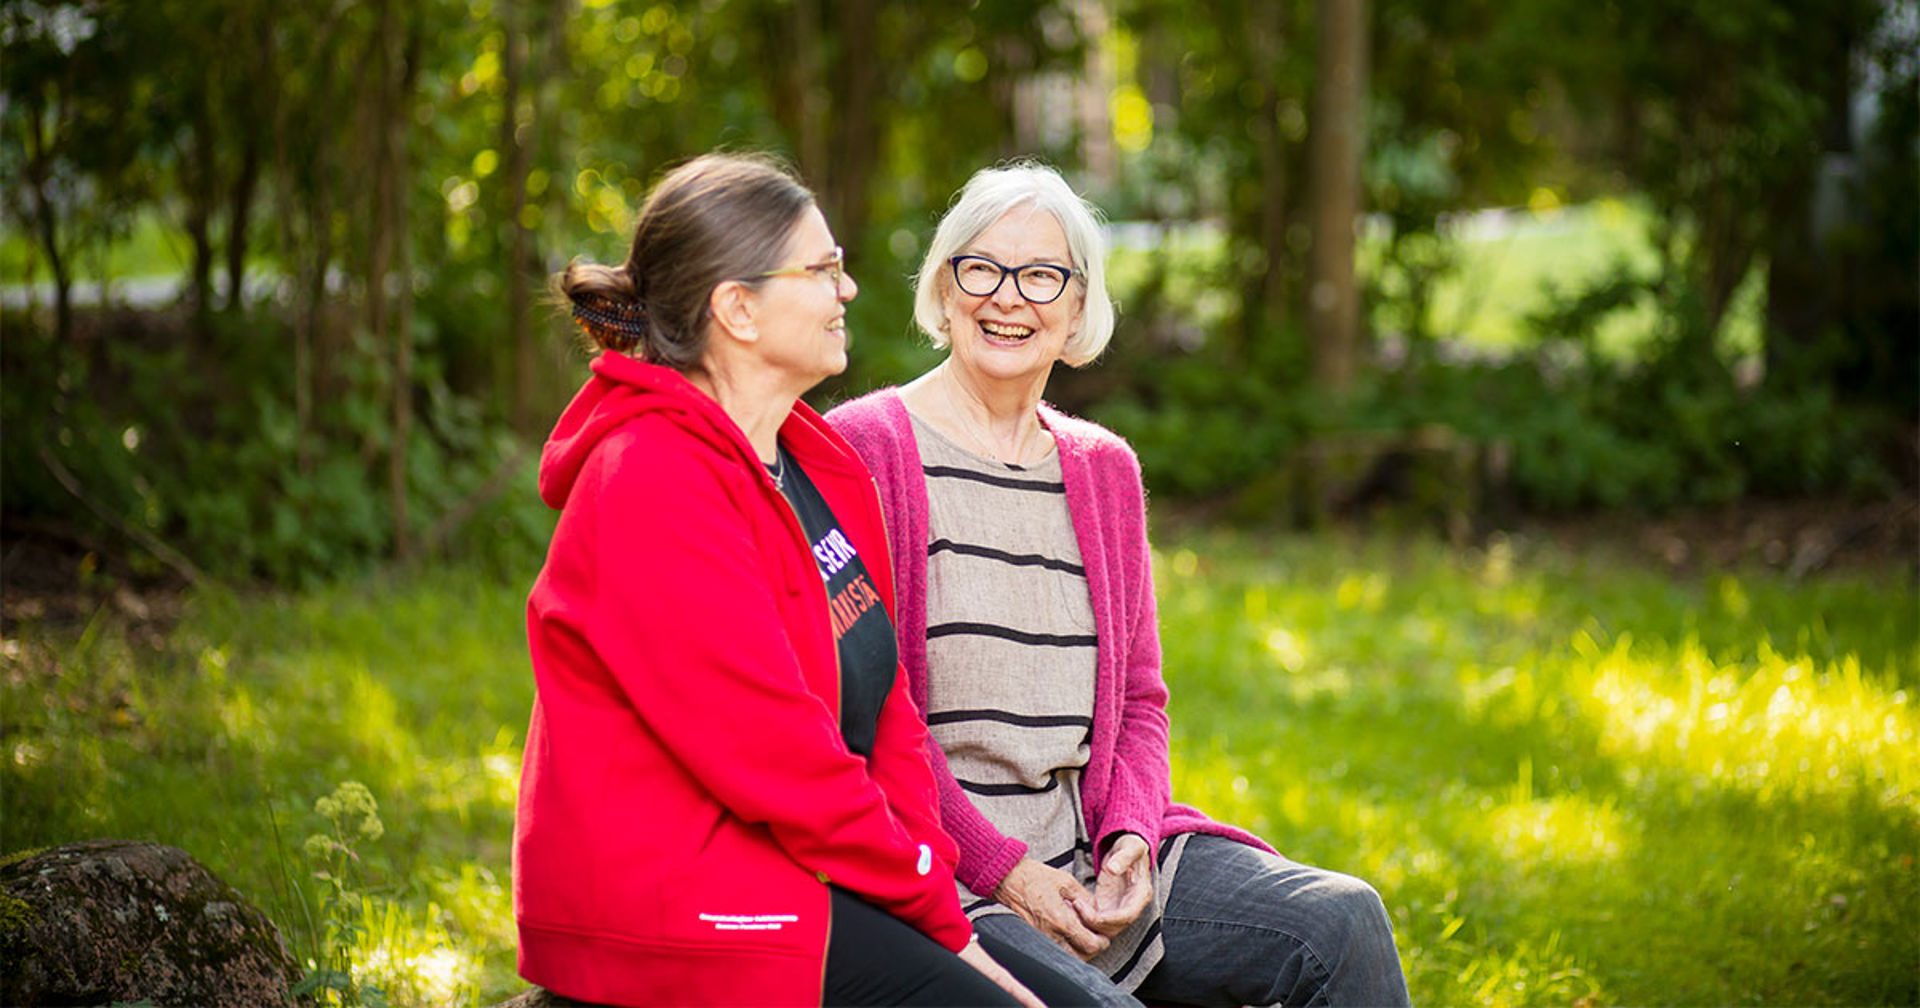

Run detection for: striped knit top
[[913, 414, 1168, 988]]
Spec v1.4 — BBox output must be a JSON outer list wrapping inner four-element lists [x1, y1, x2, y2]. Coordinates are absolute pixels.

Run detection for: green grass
[[2, 566, 530, 1004], [1157, 528, 1916, 1007], [1, 210, 191, 286], [4, 529, 1915, 1005], [1415, 198, 1766, 359]]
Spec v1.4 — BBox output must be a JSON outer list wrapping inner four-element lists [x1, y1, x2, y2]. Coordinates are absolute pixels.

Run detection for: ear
[[708, 280, 760, 345]]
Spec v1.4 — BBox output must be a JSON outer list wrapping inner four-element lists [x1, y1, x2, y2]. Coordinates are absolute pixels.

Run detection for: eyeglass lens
[[952, 256, 1070, 304]]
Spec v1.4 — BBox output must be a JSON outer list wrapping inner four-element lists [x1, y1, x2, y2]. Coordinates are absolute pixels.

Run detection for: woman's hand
[[1079, 833, 1153, 937], [993, 857, 1110, 959], [959, 935, 1048, 1008]]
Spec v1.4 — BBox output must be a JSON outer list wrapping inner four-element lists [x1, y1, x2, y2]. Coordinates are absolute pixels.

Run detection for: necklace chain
[[944, 374, 1035, 465], [767, 448, 787, 491]]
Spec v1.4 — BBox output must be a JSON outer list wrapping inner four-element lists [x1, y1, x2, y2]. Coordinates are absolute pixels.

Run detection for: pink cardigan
[[827, 388, 1271, 897]]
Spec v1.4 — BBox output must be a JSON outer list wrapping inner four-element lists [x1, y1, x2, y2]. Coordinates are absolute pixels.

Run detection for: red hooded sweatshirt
[[514, 352, 971, 1006]]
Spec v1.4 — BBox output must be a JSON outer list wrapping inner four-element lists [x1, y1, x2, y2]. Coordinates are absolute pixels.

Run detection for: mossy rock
[[0, 839, 307, 1007]]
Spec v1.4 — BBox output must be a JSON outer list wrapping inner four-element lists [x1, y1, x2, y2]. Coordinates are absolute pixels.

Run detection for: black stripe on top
[[928, 622, 1098, 648], [929, 538, 1087, 576], [1107, 917, 1163, 983], [923, 464, 1066, 493], [1039, 840, 1093, 870], [926, 708, 1094, 731], [956, 775, 1062, 797]]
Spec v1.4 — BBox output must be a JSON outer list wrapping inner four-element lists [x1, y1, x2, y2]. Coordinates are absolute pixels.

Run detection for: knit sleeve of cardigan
[[1061, 416, 1178, 862], [1072, 420, 1283, 865]]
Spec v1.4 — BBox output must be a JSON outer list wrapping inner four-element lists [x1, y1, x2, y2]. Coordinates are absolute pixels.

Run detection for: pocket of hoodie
[[655, 814, 819, 949]]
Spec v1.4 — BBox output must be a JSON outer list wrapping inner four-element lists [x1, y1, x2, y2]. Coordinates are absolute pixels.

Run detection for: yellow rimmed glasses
[[751, 247, 845, 289]]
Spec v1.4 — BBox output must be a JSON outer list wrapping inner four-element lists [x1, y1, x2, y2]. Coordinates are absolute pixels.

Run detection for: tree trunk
[[286, 9, 347, 478], [294, 123, 335, 479], [366, 0, 418, 559], [23, 100, 74, 344], [825, 0, 881, 246], [225, 136, 259, 313], [185, 102, 219, 324], [498, 0, 534, 431], [786, 0, 829, 203], [1764, 19, 1858, 386], [771, 0, 892, 246], [1305, 0, 1368, 394], [224, 8, 272, 314], [1241, 0, 1291, 361], [391, 10, 423, 559]]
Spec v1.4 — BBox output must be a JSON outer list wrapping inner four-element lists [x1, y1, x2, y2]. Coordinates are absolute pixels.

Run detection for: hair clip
[[570, 295, 649, 339]]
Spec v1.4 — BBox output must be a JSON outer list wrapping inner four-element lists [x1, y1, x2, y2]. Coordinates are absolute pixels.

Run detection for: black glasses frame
[[947, 255, 1078, 304]]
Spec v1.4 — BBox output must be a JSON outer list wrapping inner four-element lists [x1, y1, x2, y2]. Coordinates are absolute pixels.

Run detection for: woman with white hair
[[827, 162, 1410, 1007]]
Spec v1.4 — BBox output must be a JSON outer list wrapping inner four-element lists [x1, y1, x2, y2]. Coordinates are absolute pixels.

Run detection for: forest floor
[[1516, 492, 1917, 579]]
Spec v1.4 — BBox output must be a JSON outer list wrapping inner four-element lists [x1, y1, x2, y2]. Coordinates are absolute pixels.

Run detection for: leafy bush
[[1, 306, 555, 585], [1084, 251, 1905, 516]]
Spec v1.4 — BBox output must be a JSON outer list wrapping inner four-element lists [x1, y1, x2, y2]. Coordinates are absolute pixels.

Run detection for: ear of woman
[[708, 279, 762, 345]]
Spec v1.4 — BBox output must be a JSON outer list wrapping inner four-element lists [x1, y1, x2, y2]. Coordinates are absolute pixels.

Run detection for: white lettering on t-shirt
[[811, 528, 858, 578]]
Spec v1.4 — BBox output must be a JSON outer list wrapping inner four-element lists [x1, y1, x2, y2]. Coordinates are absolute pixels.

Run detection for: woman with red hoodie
[[514, 153, 1073, 1006]]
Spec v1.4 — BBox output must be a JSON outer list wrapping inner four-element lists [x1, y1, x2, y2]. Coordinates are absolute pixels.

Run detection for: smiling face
[[752, 205, 857, 390], [940, 204, 1084, 393]]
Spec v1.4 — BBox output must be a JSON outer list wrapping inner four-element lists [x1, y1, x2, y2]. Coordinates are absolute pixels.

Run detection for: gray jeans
[[974, 835, 1411, 1007]]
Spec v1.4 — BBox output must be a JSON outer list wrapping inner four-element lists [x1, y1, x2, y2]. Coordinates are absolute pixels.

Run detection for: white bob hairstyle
[[911, 160, 1116, 368]]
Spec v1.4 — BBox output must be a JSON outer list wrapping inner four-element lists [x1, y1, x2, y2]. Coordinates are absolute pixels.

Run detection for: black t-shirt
[[773, 446, 898, 759]]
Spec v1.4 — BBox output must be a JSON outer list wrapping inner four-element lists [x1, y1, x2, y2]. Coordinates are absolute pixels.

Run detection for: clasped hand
[[992, 833, 1155, 961]]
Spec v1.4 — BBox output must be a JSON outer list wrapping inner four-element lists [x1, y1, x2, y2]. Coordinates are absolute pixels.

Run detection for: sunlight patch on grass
[[1575, 632, 1917, 804], [413, 727, 521, 841], [1335, 571, 1391, 612], [1485, 791, 1627, 865], [342, 660, 415, 767], [429, 861, 515, 957], [1262, 625, 1312, 672], [352, 894, 483, 1006], [1410, 928, 1602, 1008], [215, 685, 270, 750], [205, 645, 276, 752], [1173, 740, 1617, 1008]]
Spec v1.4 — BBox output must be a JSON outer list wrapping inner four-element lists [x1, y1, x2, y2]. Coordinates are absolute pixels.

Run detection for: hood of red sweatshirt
[[538, 352, 757, 510]]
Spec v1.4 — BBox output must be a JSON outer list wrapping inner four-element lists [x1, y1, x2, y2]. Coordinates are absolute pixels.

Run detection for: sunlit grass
[[1, 566, 530, 1002], [1574, 633, 1912, 802], [1153, 527, 1917, 1006], [4, 527, 1914, 1005]]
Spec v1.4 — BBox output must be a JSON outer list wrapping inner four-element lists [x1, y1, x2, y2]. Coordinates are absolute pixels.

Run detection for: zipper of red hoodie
[[758, 446, 841, 991]]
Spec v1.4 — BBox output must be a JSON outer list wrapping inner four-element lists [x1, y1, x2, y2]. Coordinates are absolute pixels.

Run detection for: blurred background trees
[[3, 0, 1914, 584]]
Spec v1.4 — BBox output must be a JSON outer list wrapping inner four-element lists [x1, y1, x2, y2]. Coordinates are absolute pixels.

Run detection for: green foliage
[[5, 0, 1912, 584], [1095, 349, 1311, 499], [0, 306, 555, 584], [297, 781, 391, 1008], [1086, 198, 1904, 512], [1098, 330, 1902, 516]]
